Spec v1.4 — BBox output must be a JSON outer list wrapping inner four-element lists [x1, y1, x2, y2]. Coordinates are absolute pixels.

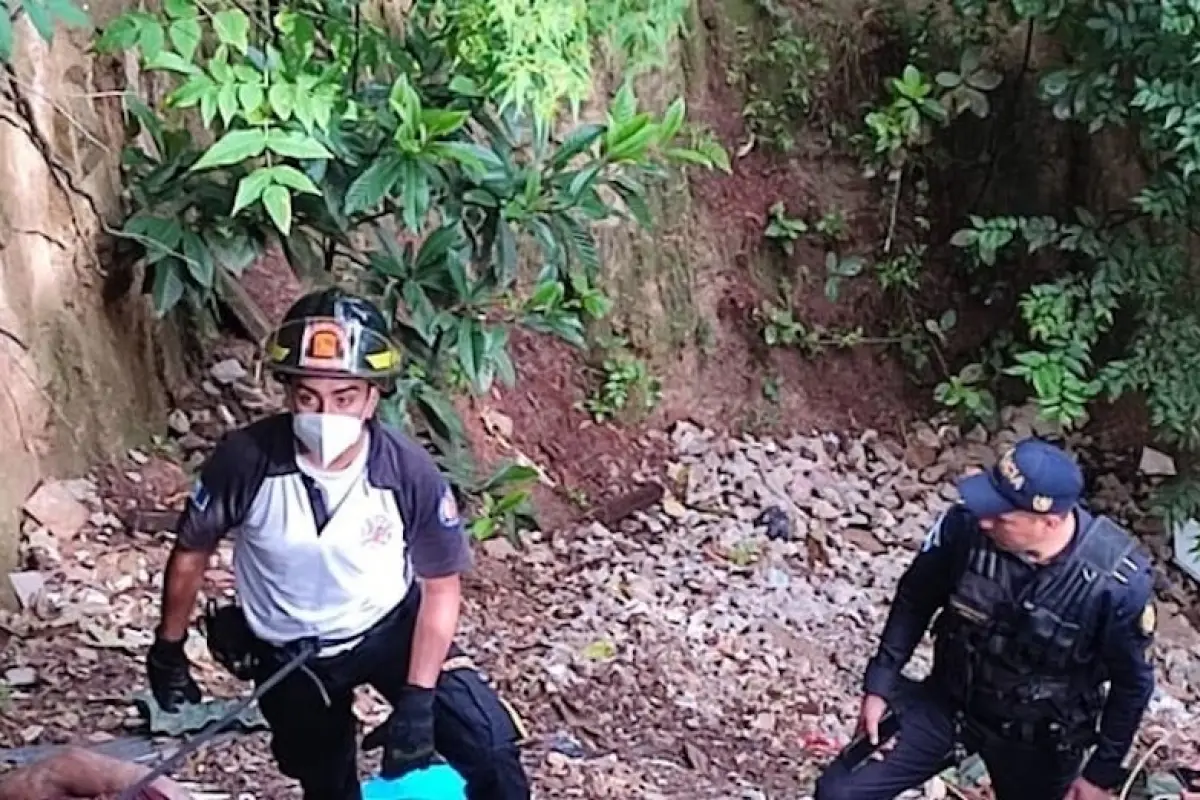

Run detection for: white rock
[[210, 358, 247, 384]]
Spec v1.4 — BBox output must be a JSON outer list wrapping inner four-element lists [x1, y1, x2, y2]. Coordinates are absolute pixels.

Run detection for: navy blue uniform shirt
[[863, 504, 1156, 789]]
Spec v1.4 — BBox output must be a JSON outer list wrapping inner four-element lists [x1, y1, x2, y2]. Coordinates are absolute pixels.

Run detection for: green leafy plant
[[98, 0, 727, 491], [823, 251, 866, 302], [466, 463, 540, 544], [764, 201, 809, 255], [0, 0, 90, 62], [934, 363, 997, 426], [725, 0, 829, 152], [583, 341, 662, 422], [935, 48, 1002, 119], [814, 209, 849, 243], [930, 0, 1200, 520]]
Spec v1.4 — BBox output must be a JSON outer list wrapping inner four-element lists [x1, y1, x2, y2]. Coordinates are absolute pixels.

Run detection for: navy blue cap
[[956, 438, 1083, 518]]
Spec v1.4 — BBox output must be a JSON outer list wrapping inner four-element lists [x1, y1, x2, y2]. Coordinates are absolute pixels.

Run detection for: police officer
[[814, 438, 1157, 800], [143, 288, 532, 800]]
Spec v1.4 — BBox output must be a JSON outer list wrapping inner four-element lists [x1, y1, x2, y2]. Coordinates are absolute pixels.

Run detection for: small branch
[[1118, 730, 1177, 800], [13, 228, 68, 249], [0, 325, 28, 351], [3, 75, 113, 156], [883, 167, 904, 255]]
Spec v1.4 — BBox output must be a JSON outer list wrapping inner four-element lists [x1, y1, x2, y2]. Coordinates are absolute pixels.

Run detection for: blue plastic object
[[361, 764, 468, 800]]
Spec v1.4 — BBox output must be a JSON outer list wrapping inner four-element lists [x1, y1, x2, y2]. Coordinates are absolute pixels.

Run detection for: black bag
[[200, 599, 260, 680]]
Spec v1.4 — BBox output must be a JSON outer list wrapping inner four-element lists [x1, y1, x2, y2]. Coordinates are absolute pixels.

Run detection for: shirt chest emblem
[[361, 514, 397, 547]]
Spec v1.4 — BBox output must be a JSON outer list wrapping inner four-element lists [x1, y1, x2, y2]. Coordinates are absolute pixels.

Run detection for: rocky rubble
[[2, 356, 1200, 799]]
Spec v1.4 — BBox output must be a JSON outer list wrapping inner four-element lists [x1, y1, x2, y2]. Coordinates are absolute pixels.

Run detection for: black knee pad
[[434, 665, 531, 799]]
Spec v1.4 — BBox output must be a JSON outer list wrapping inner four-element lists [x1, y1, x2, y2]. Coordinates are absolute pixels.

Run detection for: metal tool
[[116, 641, 316, 800]]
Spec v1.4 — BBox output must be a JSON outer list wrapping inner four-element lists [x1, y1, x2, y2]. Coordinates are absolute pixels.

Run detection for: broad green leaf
[[528, 280, 564, 310], [494, 221, 517, 284], [611, 180, 653, 228], [180, 229, 215, 287], [268, 82, 295, 121], [344, 154, 405, 214], [388, 75, 422, 123], [190, 128, 268, 171], [167, 18, 200, 62], [268, 164, 320, 194], [414, 385, 465, 443], [22, 0, 56, 41], [137, 20, 165, 59], [206, 231, 258, 275], [265, 129, 333, 160], [261, 184, 292, 234], [567, 162, 604, 203], [427, 142, 499, 181], [163, 0, 196, 19], [606, 118, 658, 162], [522, 311, 585, 347], [124, 214, 183, 263], [217, 83, 238, 126], [145, 50, 197, 74], [199, 87, 217, 127], [659, 97, 686, 142], [45, 0, 90, 28], [238, 83, 265, 115], [415, 225, 461, 273], [399, 158, 429, 231], [610, 82, 637, 124], [213, 9, 249, 53], [231, 166, 274, 215], [208, 45, 232, 82], [420, 108, 469, 138], [551, 124, 604, 170], [292, 90, 315, 131], [457, 317, 480, 390], [150, 259, 186, 316], [448, 75, 482, 96], [95, 15, 139, 52]]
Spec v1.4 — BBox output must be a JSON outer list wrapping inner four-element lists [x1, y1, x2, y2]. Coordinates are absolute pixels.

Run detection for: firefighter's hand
[[857, 693, 889, 745], [147, 633, 202, 712], [363, 685, 437, 779]]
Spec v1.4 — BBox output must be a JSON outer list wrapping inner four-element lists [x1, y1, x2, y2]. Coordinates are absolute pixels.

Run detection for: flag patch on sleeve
[[189, 478, 211, 512], [438, 485, 461, 527]]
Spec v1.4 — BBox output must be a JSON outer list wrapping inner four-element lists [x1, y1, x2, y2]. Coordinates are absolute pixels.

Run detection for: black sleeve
[[1080, 562, 1157, 789], [398, 445, 473, 579], [862, 505, 973, 700], [175, 429, 264, 552]]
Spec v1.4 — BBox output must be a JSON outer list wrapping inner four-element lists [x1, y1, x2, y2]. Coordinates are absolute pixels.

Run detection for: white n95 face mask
[[292, 412, 365, 468]]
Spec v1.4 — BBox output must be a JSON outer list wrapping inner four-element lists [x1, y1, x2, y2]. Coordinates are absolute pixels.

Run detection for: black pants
[[252, 588, 531, 800], [814, 680, 1082, 800]]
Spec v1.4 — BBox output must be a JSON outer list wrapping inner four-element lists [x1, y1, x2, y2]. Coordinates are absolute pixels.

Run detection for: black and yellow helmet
[[265, 288, 402, 381]]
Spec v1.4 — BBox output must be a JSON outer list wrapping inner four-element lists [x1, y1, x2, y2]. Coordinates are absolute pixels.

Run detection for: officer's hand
[[1064, 777, 1109, 800], [857, 693, 889, 745], [363, 685, 437, 779], [147, 633, 202, 712]]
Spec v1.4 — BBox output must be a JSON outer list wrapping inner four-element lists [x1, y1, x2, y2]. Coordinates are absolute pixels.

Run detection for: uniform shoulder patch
[[1139, 600, 1157, 637], [437, 485, 461, 527], [189, 478, 211, 513], [920, 511, 947, 552]]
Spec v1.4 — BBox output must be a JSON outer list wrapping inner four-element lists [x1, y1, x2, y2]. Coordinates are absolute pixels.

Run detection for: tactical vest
[[930, 513, 1141, 742]]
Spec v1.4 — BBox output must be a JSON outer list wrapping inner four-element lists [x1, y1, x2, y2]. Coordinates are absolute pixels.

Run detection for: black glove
[[362, 685, 437, 779], [146, 632, 202, 712]]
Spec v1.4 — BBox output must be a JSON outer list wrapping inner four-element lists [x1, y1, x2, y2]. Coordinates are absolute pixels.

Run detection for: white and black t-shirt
[[178, 414, 470, 652]]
